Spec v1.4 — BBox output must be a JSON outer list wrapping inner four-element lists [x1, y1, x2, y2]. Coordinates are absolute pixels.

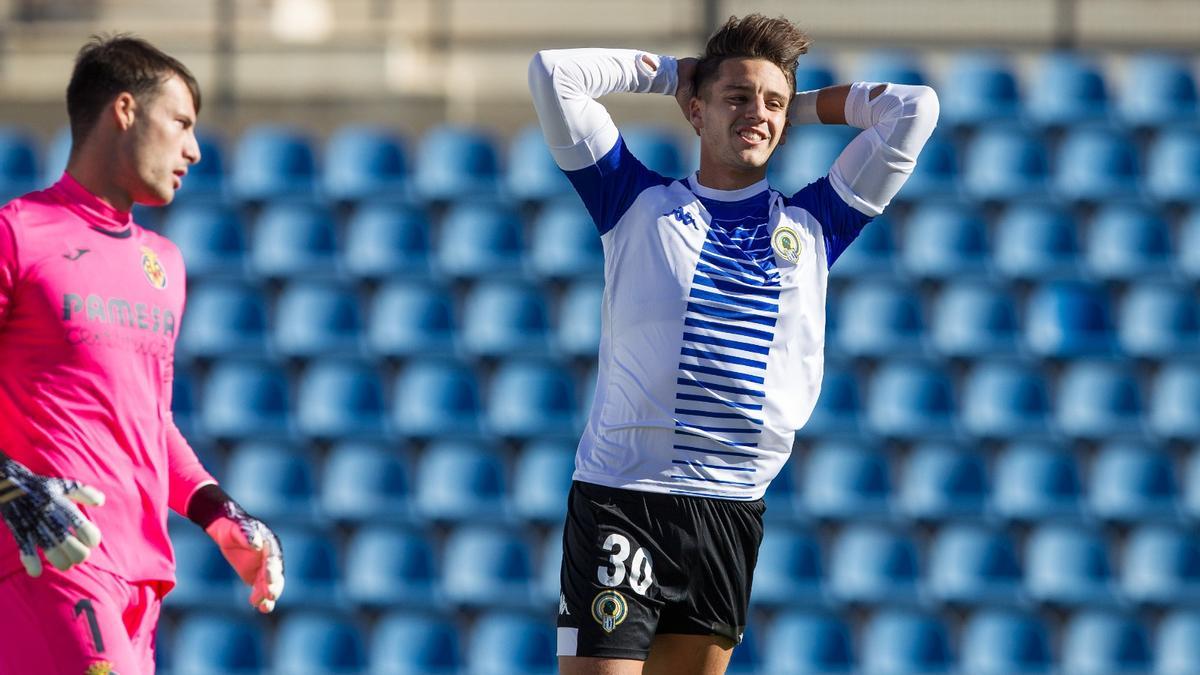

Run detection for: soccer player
[[0, 35, 284, 674], [529, 14, 939, 675]]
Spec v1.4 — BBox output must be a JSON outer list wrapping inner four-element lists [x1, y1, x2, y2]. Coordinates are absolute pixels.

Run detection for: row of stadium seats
[[154, 606, 1200, 674], [187, 439, 1200, 527]]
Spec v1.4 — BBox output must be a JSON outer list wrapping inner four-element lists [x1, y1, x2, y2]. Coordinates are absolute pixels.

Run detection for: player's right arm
[[528, 48, 678, 234]]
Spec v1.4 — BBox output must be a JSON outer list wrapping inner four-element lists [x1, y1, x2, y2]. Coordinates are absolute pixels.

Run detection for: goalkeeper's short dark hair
[[692, 14, 810, 100], [67, 34, 201, 147]]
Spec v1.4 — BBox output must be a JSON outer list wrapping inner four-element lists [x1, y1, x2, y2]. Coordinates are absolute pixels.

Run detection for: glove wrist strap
[[186, 483, 241, 529]]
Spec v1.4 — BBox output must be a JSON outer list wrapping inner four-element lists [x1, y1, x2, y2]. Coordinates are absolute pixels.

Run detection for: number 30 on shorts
[[597, 533, 654, 595]]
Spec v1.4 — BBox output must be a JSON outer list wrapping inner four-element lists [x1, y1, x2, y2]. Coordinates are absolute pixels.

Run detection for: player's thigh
[[0, 567, 139, 675], [559, 655, 645, 675], [643, 633, 735, 675]]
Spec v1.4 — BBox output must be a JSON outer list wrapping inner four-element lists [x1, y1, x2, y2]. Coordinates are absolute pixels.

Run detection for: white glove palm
[[0, 457, 105, 577], [205, 512, 285, 613]]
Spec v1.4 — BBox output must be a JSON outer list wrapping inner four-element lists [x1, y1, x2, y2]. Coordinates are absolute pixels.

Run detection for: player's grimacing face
[[693, 57, 791, 172], [123, 74, 201, 206]]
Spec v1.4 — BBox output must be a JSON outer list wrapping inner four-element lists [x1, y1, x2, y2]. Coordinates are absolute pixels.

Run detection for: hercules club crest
[[771, 225, 802, 264]]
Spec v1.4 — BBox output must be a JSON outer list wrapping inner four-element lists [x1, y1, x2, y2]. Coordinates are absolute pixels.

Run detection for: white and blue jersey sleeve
[[529, 49, 938, 500]]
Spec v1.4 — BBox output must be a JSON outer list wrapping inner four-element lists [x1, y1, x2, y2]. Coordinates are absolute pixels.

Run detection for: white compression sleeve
[[527, 49, 678, 171]]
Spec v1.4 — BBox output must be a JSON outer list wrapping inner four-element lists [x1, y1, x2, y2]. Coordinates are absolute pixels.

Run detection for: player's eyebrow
[[721, 82, 789, 100]]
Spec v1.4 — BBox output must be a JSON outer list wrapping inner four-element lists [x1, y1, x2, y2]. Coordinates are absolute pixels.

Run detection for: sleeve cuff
[[790, 89, 822, 125]]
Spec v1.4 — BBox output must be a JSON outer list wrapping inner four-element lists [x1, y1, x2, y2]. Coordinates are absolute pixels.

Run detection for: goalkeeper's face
[[692, 57, 791, 177]]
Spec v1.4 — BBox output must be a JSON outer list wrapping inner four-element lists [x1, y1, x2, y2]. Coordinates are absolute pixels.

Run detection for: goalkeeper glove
[[0, 454, 104, 577], [187, 484, 284, 613]]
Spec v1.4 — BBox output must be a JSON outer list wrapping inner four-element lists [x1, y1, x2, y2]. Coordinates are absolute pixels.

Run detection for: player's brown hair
[[692, 14, 810, 100], [66, 34, 201, 146]]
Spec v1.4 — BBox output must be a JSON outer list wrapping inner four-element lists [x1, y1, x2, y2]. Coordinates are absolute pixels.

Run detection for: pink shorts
[[0, 563, 168, 675]]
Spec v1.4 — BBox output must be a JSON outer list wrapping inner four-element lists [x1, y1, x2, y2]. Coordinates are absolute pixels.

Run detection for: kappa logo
[[591, 589, 628, 634], [559, 592, 570, 616], [665, 207, 697, 230], [139, 246, 167, 290]]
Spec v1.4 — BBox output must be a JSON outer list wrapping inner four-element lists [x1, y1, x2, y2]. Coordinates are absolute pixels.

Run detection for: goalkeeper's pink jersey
[[0, 174, 213, 584]]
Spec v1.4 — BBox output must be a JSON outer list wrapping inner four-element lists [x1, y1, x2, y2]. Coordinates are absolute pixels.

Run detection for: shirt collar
[[51, 172, 134, 233], [686, 173, 770, 202]]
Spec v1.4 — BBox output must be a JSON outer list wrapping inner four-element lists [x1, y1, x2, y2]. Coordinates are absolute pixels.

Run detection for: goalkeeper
[[0, 35, 282, 674]]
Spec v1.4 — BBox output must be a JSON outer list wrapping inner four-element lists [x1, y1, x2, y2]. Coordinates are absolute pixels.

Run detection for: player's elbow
[[528, 50, 556, 93], [910, 85, 941, 126]]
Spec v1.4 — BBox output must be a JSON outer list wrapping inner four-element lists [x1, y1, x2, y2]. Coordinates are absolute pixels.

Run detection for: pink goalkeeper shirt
[[0, 173, 213, 585]]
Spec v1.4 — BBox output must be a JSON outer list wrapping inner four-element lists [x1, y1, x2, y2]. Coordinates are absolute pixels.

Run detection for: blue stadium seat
[[536, 527, 562, 606], [166, 525, 239, 610], [927, 525, 1024, 606], [176, 281, 268, 360], [1085, 203, 1172, 280], [414, 125, 501, 201], [762, 459, 803, 525], [487, 358, 579, 439], [620, 126, 686, 177], [1026, 525, 1119, 607], [1118, 53, 1198, 129], [557, 280, 603, 358], [321, 442, 412, 524], [250, 202, 339, 279], [1056, 360, 1144, 439], [796, 363, 863, 438], [366, 281, 456, 359], [993, 202, 1081, 281], [342, 203, 432, 280], [961, 361, 1051, 439], [939, 53, 1021, 128], [323, 125, 408, 202], [414, 440, 507, 522], [763, 610, 855, 675], [901, 201, 990, 279], [370, 612, 463, 675], [1025, 52, 1111, 127], [802, 440, 892, 521], [162, 204, 247, 279], [959, 610, 1053, 675], [273, 281, 364, 358], [232, 125, 316, 202], [898, 443, 989, 521], [155, 621, 173, 675], [856, 50, 928, 86], [1118, 282, 1200, 359], [930, 283, 1021, 359], [271, 527, 343, 609], [1122, 526, 1200, 606], [529, 200, 603, 280], [467, 612, 556, 675], [173, 133, 228, 204], [511, 439, 575, 523], [201, 359, 291, 440], [1151, 363, 1200, 441], [861, 610, 953, 675], [1146, 129, 1200, 205], [443, 527, 536, 609], [963, 126, 1050, 201], [0, 127, 39, 202], [794, 60, 836, 91], [992, 442, 1085, 522], [224, 442, 318, 524], [1061, 611, 1151, 675], [1090, 442, 1180, 523], [835, 282, 925, 358], [344, 526, 439, 609], [768, 126, 858, 194], [171, 367, 203, 441], [725, 625, 764, 675], [40, 126, 70, 187], [1157, 611, 1200, 675], [865, 361, 955, 439], [296, 359, 387, 440], [1054, 127, 1141, 203], [506, 126, 572, 202], [391, 359, 482, 439], [751, 526, 825, 608], [273, 613, 367, 675], [173, 614, 266, 675], [435, 202, 524, 280], [1179, 207, 1200, 280], [828, 213, 898, 280], [828, 525, 920, 605], [460, 281, 550, 358], [1023, 281, 1116, 358], [894, 131, 959, 200]]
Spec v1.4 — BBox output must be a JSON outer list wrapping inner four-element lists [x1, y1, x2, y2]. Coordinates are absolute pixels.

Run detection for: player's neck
[[66, 150, 134, 213], [694, 157, 767, 192]]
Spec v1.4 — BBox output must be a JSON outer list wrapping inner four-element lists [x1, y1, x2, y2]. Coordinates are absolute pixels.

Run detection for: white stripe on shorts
[[557, 627, 579, 656]]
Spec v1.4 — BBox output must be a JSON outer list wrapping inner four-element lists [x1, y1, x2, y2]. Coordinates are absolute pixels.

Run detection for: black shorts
[[556, 480, 766, 660]]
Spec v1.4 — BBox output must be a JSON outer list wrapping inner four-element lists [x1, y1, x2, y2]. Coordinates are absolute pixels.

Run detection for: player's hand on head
[[0, 456, 105, 577], [675, 57, 699, 131], [203, 503, 285, 613]]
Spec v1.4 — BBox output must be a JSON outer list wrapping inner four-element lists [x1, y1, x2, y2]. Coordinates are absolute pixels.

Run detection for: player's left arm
[[789, 81, 940, 265], [168, 423, 285, 613]]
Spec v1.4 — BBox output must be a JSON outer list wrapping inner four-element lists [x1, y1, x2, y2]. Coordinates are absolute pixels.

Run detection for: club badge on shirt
[[771, 225, 802, 264], [591, 590, 628, 633], [140, 246, 167, 290]]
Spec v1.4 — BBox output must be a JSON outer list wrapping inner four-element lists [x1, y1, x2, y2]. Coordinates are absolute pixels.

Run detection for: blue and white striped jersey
[[529, 48, 938, 499]]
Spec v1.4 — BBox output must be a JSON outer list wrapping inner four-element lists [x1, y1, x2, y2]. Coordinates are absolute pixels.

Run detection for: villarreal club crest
[[140, 246, 167, 290]]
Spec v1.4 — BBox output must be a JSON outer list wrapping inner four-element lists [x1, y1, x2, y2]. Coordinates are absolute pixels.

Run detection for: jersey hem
[[572, 471, 767, 501]]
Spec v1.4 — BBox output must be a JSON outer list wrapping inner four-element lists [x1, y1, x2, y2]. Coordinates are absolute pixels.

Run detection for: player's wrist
[[790, 89, 822, 125], [186, 483, 244, 529]]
